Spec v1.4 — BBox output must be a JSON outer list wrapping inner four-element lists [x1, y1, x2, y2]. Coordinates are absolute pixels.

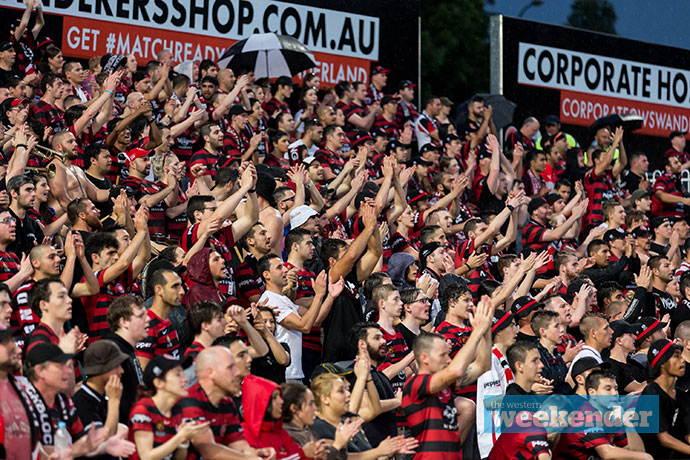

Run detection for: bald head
[[51, 130, 73, 150], [30, 244, 52, 262], [195, 346, 232, 379]]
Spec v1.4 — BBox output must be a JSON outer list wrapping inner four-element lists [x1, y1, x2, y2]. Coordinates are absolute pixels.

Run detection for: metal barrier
[[646, 169, 690, 192]]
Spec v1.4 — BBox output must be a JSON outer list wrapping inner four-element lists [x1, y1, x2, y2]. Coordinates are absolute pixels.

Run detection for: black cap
[[407, 157, 433, 167], [511, 296, 543, 320], [477, 145, 491, 160], [651, 216, 671, 230], [492, 309, 515, 337], [371, 127, 387, 139], [0, 325, 20, 342], [0, 42, 13, 52], [398, 80, 416, 90], [544, 115, 560, 126], [630, 189, 651, 204], [610, 320, 638, 343], [143, 354, 191, 389], [381, 95, 399, 106], [459, 121, 480, 137], [354, 189, 376, 210], [132, 71, 149, 83], [26, 343, 75, 368], [419, 143, 440, 154], [371, 65, 390, 76], [648, 338, 682, 370], [670, 130, 687, 140], [528, 197, 548, 215], [350, 131, 374, 149], [386, 139, 403, 152], [444, 134, 460, 144], [83, 340, 130, 376], [571, 356, 604, 378], [228, 104, 249, 117], [439, 274, 467, 298], [275, 76, 294, 87], [407, 191, 430, 206], [109, 185, 135, 200], [603, 228, 626, 243], [635, 317, 666, 347], [420, 242, 443, 268], [630, 226, 650, 238]]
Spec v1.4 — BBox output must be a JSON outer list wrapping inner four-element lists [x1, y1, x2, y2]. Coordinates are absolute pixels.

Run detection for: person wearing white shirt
[[569, 312, 612, 373]]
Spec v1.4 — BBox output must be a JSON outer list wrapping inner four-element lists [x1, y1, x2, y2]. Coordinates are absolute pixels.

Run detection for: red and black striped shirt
[[583, 169, 618, 228], [11, 279, 38, 349], [184, 341, 206, 361], [553, 402, 627, 460], [181, 223, 235, 297], [401, 374, 461, 460], [395, 101, 419, 130], [164, 184, 188, 242], [373, 114, 398, 139], [120, 176, 168, 237], [314, 147, 345, 176], [189, 148, 220, 179], [235, 253, 265, 302], [29, 100, 65, 133], [135, 310, 181, 361], [454, 238, 494, 300], [83, 268, 132, 345], [343, 102, 369, 140], [378, 326, 410, 390], [0, 251, 19, 285], [284, 261, 321, 352], [178, 382, 244, 460], [262, 97, 291, 118], [436, 320, 477, 401], [128, 397, 181, 460], [223, 125, 248, 159], [652, 171, 686, 218], [522, 219, 552, 252]]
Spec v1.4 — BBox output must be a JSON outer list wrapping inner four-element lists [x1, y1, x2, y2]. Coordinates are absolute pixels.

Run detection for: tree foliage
[[420, 0, 490, 103], [567, 0, 618, 35]]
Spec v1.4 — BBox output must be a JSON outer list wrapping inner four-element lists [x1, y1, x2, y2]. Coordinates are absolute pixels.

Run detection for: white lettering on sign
[[518, 42, 690, 109], [20, 0, 379, 60]]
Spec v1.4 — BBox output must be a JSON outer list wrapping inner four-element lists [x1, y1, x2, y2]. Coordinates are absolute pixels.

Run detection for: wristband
[[248, 188, 256, 193], [14, 144, 27, 150], [104, 89, 113, 95], [465, 263, 471, 271], [507, 204, 515, 212]]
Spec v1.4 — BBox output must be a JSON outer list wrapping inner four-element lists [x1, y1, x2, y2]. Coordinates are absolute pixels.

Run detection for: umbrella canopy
[[454, 94, 517, 132], [218, 33, 317, 79], [589, 113, 643, 134]]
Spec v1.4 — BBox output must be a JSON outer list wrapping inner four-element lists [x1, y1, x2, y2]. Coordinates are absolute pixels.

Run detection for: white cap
[[289, 205, 319, 229]]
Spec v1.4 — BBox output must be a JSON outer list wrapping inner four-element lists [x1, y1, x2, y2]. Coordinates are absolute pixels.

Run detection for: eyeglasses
[[407, 297, 431, 305], [281, 197, 295, 203], [0, 217, 16, 225]]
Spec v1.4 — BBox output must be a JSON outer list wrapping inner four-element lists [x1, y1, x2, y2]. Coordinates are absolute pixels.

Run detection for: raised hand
[[179, 420, 211, 441], [634, 265, 653, 290], [227, 305, 249, 326], [360, 202, 377, 229], [105, 374, 123, 401], [313, 270, 327, 298], [328, 274, 344, 297], [470, 294, 494, 333], [134, 205, 149, 233], [485, 133, 500, 154], [467, 252, 488, 269]]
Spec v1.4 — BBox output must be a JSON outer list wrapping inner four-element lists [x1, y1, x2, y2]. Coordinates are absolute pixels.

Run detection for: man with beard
[[522, 197, 588, 252], [349, 321, 404, 448], [7, 175, 43, 256], [0, 324, 33, 459], [665, 130, 690, 168], [120, 147, 178, 239], [0, 208, 32, 293], [457, 95, 497, 142], [47, 130, 111, 211], [652, 155, 690, 219], [650, 256, 678, 319], [236, 223, 271, 303], [621, 151, 650, 194], [178, 346, 276, 460], [521, 149, 548, 198]]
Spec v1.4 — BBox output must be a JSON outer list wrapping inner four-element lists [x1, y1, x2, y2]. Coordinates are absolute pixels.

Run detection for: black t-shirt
[[640, 381, 688, 459], [478, 182, 506, 216], [72, 383, 114, 460], [650, 241, 668, 256], [395, 322, 419, 351], [360, 368, 397, 447], [312, 417, 372, 452], [86, 173, 114, 216], [101, 333, 143, 424], [322, 269, 363, 362], [621, 169, 643, 194], [250, 342, 290, 384], [515, 331, 537, 343], [7, 208, 44, 256], [653, 288, 677, 318], [605, 358, 637, 394]]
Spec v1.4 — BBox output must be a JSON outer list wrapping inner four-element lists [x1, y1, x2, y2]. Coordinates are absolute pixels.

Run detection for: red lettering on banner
[[62, 17, 370, 86], [560, 90, 690, 137]]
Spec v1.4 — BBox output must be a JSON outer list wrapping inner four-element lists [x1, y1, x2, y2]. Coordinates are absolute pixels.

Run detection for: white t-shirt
[[476, 346, 514, 458], [569, 345, 603, 374], [259, 290, 304, 379]]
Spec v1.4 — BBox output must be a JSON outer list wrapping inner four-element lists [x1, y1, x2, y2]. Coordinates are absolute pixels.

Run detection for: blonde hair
[[151, 152, 179, 181], [310, 373, 343, 410]]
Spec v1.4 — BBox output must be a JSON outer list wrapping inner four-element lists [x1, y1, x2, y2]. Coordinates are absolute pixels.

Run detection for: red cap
[[125, 148, 152, 165]]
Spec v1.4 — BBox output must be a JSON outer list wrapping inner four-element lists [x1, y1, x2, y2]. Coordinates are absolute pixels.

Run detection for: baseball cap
[[603, 228, 626, 243], [444, 134, 460, 144], [371, 65, 390, 75], [407, 157, 433, 167], [511, 296, 543, 320], [275, 76, 294, 87], [670, 130, 687, 140], [26, 343, 75, 368], [82, 340, 129, 376], [630, 226, 650, 238], [419, 143, 440, 155], [651, 216, 672, 230], [477, 145, 491, 160], [125, 147, 153, 166], [398, 80, 416, 90], [0, 42, 13, 52], [0, 324, 20, 342], [634, 317, 667, 347], [419, 242, 442, 268], [109, 185, 135, 200], [2, 97, 28, 111], [289, 205, 319, 229], [544, 115, 560, 126], [371, 128, 388, 139], [354, 189, 376, 210], [610, 320, 638, 343], [386, 139, 403, 152], [491, 309, 515, 337], [381, 95, 399, 106], [630, 189, 651, 204], [407, 191, 430, 206], [528, 197, 548, 215], [648, 338, 682, 370], [301, 156, 319, 167], [132, 71, 149, 83], [544, 193, 562, 206], [350, 131, 374, 149], [143, 354, 191, 389], [439, 96, 455, 107], [571, 356, 605, 378], [228, 104, 249, 117]]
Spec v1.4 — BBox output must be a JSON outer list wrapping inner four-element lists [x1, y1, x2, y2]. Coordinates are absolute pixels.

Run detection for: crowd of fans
[[3, 1, 690, 460]]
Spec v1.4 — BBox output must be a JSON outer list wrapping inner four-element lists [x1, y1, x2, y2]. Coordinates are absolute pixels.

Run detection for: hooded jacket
[[388, 252, 417, 288], [241, 374, 305, 460], [182, 248, 223, 308]]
